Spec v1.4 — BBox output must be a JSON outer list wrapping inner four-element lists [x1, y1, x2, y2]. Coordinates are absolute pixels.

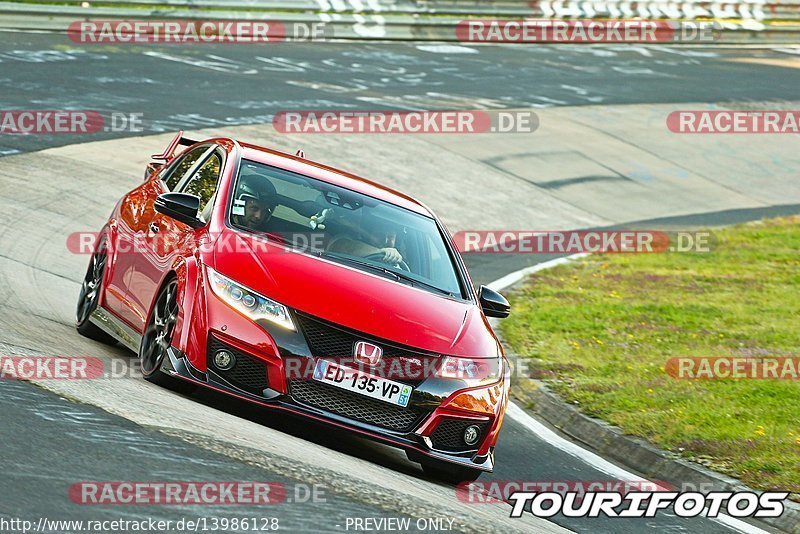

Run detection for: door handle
[[149, 222, 160, 234]]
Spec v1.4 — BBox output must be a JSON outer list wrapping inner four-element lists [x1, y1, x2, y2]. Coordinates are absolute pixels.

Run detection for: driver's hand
[[379, 247, 402, 264]]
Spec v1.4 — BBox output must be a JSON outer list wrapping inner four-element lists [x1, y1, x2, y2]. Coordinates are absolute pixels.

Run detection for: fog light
[[463, 424, 481, 446], [214, 349, 235, 371]]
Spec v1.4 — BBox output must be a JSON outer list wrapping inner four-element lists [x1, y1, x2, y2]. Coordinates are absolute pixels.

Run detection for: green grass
[[501, 217, 800, 497]]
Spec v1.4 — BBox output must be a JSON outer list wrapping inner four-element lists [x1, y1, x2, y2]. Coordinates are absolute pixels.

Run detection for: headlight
[[439, 355, 501, 386], [206, 267, 295, 331]]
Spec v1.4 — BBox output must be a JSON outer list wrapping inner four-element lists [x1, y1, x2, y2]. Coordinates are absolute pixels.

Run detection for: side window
[[181, 152, 222, 219], [162, 147, 206, 191]]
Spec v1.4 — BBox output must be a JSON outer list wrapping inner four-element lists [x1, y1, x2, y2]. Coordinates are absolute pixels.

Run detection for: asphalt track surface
[[0, 377, 420, 532], [1, 32, 799, 155], [1, 30, 799, 533]]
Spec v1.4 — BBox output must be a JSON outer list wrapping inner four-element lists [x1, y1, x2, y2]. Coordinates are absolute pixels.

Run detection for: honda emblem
[[354, 341, 382, 366]]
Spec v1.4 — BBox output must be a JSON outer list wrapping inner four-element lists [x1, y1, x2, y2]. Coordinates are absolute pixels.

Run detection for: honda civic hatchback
[[76, 132, 511, 482]]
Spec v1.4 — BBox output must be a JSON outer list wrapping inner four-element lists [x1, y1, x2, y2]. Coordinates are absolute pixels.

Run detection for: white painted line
[[352, 14, 386, 38], [314, 0, 332, 12], [507, 405, 768, 533], [486, 253, 588, 292], [365, 0, 384, 13], [348, 0, 365, 12], [416, 44, 478, 54], [773, 47, 800, 55], [713, 513, 774, 534], [506, 403, 655, 483], [495, 258, 770, 533]]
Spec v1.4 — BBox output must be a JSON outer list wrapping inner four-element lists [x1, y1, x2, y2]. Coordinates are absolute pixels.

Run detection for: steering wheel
[[364, 252, 410, 272]]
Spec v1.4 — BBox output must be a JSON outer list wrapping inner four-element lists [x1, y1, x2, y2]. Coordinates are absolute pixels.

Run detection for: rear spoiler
[[150, 131, 199, 161]]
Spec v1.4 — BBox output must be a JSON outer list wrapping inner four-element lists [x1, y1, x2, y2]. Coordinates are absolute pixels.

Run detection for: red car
[[76, 132, 511, 482]]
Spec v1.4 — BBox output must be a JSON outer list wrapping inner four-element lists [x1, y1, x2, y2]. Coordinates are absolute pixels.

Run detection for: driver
[[327, 218, 403, 265], [232, 176, 278, 232]]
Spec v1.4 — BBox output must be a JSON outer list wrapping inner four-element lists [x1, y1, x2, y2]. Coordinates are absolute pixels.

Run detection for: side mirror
[[479, 286, 510, 318], [154, 193, 204, 229]]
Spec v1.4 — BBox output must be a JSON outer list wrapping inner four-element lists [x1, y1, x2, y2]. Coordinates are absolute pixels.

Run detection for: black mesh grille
[[208, 336, 268, 395], [295, 313, 441, 386], [288, 379, 428, 432], [296, 314, 354, 357], [430, 419, 490, 452]]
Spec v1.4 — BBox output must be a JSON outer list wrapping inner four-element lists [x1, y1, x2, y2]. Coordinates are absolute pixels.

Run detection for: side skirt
[[89, 306, 142, 353]]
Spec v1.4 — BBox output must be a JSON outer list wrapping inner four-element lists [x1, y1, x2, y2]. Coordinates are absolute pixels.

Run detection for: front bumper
[[162, 341, 498, 472], [169, 278, 505, 472]]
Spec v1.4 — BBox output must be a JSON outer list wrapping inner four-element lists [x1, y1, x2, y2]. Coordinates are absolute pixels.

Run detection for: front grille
[[289, 379, 428, 432], [430, 419, 490, 452], [295, 313, 441, 386], [208, 336, 268, 395]]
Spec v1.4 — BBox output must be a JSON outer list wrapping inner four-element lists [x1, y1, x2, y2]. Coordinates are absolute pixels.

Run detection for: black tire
[[138, 278, 196, 395], [419, 458, 484, 484], [76, 246, 117, 345]]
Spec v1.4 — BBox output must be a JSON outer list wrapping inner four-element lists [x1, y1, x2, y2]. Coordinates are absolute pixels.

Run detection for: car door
[[126, 145, 224, 332], [104, 145, 210, 328]]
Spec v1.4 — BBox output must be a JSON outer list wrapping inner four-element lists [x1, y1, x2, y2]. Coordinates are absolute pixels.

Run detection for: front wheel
[[76, 246, 116, 345], [138, 278, 197, 395]]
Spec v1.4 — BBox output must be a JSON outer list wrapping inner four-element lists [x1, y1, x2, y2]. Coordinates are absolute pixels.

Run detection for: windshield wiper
[[320, 252, 458, 298], [319, 251, 401, 280], [389, 269, 458, 298]]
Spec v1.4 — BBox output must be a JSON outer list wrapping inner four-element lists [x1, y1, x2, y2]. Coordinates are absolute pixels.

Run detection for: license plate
[[312, 359, 413, 407]]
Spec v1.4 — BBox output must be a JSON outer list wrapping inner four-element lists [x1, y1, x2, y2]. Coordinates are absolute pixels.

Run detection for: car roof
[[236, 141, 433, 217]]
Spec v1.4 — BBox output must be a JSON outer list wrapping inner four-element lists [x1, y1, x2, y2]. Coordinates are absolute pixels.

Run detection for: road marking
[[494, 258, 771, 533], [506, 403, 769, 533], [773, 47, 800, 55], [506, 403, 768, 534], [728, 57, 800, 69], [486, 253, 587, 292], [352, 14, 386, 38], [142, 51, 258, 75], [507, 403, 653, 482], [415, 44, 478, 54]]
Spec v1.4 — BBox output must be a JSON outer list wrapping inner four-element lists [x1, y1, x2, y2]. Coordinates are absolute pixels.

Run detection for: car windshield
[[229, 160, 465, 298]]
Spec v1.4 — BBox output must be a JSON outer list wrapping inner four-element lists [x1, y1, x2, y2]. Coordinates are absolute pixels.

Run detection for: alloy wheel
[[76, 250, 106, 325], [140, 279, 179, 377]]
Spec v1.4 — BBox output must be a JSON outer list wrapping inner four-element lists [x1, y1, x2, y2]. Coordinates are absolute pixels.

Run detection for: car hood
[[210, 230, 498, 357]]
